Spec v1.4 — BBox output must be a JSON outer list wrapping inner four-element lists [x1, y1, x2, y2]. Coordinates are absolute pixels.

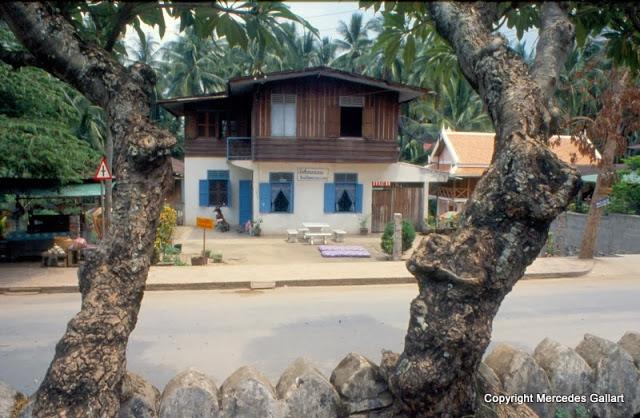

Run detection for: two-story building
[[159, 67, 447, 234]]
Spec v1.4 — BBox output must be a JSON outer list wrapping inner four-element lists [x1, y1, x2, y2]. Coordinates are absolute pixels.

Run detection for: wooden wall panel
[[252, 77, 399, 141], [253, 137, 398, 163]]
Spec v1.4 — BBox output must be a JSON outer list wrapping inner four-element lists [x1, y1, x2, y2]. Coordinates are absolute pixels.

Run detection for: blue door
[[238, 180, 253, 226]]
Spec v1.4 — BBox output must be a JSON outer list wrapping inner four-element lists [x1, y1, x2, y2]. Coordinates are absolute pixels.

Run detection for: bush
[[381, 220, 416, 255], [153, 205, 177, 263]]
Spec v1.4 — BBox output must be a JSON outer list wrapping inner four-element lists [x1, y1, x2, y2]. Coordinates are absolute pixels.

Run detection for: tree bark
[[578, 139, 617, 259], [1, 3, 175, 417], [381, 4, 578, 416]]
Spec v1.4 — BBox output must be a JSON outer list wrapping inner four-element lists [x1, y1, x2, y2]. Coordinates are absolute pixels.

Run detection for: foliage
[[381, 220, 416, 255], [608, 156, 640, 215], [0, 215, 6, 238], [544, 231, 558, 257], [0, 114, 101, 182], [0, 28, 102, 183], [153, 205, 177, 262], [567, 200, 589, 214], [359, 213, 371, 228]]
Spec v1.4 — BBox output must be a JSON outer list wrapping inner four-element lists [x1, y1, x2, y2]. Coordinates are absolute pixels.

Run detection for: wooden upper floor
[[159, 67, 429, 163]]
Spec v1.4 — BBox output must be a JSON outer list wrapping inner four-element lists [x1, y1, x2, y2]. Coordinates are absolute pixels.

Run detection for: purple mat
[[318, 245, 371, 258]]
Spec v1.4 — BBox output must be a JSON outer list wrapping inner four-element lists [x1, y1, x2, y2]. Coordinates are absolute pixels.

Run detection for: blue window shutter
[[208, 170, 229, 180], [324, 183, 336, 213], [289, 183, 294, 213], [259, 183, 271, 213], [226, 179, 232, 208], [355, 183, 364, 213], [199, 180, 209, 206]]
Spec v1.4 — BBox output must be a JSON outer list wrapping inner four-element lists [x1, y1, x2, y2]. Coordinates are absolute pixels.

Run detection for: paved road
[[1, 274, 639, 395]]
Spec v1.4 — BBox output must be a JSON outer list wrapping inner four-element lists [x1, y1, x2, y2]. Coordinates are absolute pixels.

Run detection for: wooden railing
[[437, 187, 471, 199]]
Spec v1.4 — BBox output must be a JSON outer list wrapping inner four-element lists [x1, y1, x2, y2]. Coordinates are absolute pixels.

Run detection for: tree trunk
[[1, 3, 175, 416], [578, 138, 617, 259], [381, 4, 578, 416]]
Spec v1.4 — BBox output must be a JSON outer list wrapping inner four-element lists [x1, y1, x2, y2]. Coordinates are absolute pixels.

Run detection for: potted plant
[[251, 218, 263, 236], [191, 256, 207, 266], [211, 252, 223, 263], [359, 214, 371, 235]]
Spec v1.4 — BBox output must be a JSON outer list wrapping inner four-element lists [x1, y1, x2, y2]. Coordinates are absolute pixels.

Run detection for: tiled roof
[[440, 131, 599, 177], [445, 131, 496, 167], [455, 167, 488, 177]]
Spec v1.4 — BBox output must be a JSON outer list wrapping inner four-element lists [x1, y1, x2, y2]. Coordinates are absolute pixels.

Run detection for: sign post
[[93, 156, 113, 238], [196, 217, 214, 263]]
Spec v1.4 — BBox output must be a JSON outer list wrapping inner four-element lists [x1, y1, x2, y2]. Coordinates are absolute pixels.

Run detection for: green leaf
[[404, 34, 416, 68], [217, 14, 248, 49]]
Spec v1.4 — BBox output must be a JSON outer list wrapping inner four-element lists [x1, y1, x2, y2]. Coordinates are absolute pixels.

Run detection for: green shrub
[[152, 205, 177, 264], [381, 220, 416, 255]]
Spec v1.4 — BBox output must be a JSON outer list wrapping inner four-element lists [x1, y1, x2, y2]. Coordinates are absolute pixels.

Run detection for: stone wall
[[2, 331, 639, 418], [548, 212, 640, 255]]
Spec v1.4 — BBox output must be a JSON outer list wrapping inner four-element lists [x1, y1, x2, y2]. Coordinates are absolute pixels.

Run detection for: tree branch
[[104, 3, 139, 52], [531, 3, 575, 104]]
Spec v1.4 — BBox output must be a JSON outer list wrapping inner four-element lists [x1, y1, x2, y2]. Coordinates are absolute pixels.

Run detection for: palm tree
[[556, 38, 611, 121], [127, 31, 162, 69], [160, 28, 227, 97], [314, 37, 337, 66], [332, 13, 372, 73]]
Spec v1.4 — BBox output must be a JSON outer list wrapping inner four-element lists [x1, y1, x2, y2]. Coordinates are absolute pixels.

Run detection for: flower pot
[[191, 256, 207, 266], [360, 227, 369, 235]]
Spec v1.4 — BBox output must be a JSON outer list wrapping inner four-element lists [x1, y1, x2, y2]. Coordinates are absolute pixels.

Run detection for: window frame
[[208, 179, 229, 207], [334, 173, 358, 213], [269, 172, 294, 213], [338, 96, 364, 138], [196, 111, 219, 138], [270, 94, 297, 137]]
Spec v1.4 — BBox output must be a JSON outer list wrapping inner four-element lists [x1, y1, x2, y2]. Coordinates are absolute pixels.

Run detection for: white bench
[[286, 229, 298, 243], [297, 228, 309, 242], [305, 232, 332, 245], [332, 229, 346, 242]]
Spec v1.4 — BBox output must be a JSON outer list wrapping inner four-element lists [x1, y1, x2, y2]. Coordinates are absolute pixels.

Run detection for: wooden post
[[99, 180, 106, 238], [393, 212, 402, 261], [202, 227, 206, 259]]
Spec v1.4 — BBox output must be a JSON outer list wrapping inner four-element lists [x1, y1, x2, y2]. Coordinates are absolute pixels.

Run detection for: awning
[[2, 183, 104, 198]]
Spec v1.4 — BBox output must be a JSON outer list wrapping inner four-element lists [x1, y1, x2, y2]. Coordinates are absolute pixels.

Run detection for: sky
[[124, 2, 537, 57]]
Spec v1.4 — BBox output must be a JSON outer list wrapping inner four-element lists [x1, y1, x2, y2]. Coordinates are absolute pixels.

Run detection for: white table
[[302, 222, 330, 233]]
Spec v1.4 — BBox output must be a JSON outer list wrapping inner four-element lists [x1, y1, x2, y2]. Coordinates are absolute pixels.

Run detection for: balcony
[[227, 137, 253, 160]]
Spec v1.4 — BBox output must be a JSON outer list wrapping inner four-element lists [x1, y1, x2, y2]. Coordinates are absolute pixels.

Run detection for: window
[[324, 173, 363, 214], [196, 111, 218, 138], [199, 170, 231, 207], [209, 180, 228, 207], [259, 172, 294, 213], [219, 117, 238, 139], [334, 173, 358, 212], [339, 96, 363, 137], [271, 94, 296, 137]]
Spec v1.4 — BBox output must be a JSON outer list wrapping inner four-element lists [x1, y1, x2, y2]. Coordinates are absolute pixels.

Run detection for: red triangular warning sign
[[94, 157, 112, 181]]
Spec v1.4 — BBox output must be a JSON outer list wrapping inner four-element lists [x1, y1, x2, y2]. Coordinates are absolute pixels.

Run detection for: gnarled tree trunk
[[381, 4, 578, 416], [1, 3, 175, 416]]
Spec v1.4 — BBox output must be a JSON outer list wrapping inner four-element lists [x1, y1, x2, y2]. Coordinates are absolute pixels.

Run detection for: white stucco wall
[[183, 157, 252, 225], [252, 161, 440, 235], [185, 158, 445, 234]]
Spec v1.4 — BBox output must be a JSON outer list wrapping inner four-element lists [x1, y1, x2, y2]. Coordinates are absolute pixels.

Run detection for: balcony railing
[[227, 137, 253, 160]]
